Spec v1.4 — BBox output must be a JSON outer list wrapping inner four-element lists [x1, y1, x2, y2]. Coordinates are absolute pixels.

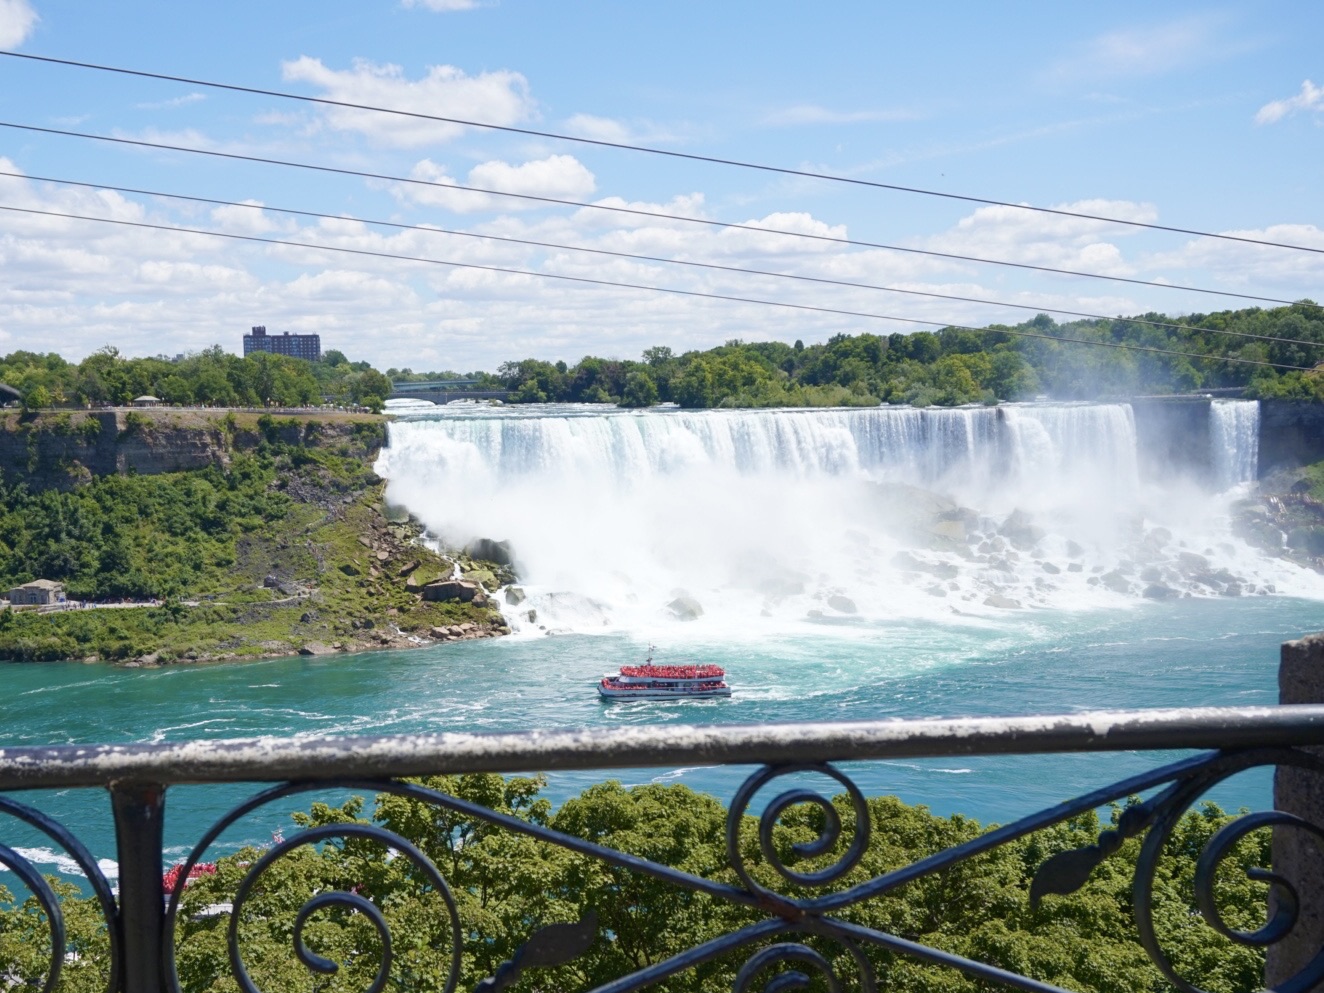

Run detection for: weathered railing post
[[111, 781, 167, 993], [1270, 633, 1324, 989]]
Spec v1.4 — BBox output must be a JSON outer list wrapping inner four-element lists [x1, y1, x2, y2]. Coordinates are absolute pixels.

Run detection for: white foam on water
[[376, 402, 1324, 636]]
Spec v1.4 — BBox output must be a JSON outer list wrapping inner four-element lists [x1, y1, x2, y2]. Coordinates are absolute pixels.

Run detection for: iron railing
[[3, 705, 1324, 992]]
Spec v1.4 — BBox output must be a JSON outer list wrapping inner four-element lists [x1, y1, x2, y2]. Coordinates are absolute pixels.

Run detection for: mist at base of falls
[[376, 401, 1324, 638]]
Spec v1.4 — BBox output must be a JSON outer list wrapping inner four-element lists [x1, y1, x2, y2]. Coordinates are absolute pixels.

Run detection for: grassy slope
[[0, 411, 509, 663]]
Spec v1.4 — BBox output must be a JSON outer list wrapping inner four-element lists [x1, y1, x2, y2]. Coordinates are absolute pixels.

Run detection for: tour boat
[[598, 648, 732, 700]]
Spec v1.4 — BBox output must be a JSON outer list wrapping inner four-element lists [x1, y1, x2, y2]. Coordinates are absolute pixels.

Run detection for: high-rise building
[[242, 326, 321, 362]]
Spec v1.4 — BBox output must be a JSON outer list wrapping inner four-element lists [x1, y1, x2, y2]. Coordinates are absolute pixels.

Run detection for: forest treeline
[[485, 303, 1324, 408], [0, 346, 392, 410], [2, 302, 1322, 411], [0, 775, 1271, 992]]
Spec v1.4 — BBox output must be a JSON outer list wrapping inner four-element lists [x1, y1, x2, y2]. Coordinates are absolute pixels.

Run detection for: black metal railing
[[3, 706, 1324, 992]]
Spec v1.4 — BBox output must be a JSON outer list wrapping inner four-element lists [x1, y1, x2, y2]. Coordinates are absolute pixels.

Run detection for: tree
[[620, 371, 659, 408]]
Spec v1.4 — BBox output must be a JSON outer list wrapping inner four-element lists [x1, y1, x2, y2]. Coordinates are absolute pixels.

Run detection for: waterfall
[[1210, 400, 1260, 489], [377, 401, 1304, 632]]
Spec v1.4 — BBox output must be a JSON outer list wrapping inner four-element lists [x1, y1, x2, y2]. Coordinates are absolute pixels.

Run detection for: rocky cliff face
[[0, 410, 381, 490]]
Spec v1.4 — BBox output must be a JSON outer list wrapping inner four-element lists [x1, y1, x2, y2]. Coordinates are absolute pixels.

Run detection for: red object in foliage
[[162, 861, 217, 893]]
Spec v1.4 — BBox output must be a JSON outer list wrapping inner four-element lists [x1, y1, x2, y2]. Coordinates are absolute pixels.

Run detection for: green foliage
[[0, 782, 1274, 992], [486, 303, 1324, 409], [0, 343, 382, 410]]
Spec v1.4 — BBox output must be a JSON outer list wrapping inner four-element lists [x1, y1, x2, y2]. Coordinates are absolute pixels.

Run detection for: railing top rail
[[3, 705, 1324, 789]]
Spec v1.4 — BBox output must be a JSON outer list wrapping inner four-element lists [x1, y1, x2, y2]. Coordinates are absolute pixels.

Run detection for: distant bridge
[[388, 379, 510, 403]]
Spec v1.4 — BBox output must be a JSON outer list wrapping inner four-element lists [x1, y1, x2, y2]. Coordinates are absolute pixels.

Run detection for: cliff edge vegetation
[[0, 409, 509, 663]]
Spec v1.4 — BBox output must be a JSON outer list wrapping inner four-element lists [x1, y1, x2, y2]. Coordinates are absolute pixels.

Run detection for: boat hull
[[598, 685, 731, 700]]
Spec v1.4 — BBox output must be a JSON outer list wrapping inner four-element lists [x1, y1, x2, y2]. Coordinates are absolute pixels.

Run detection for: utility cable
[[2, 49, 1320, 255], [7, 168, 1320, 352], [0, 201, 1309, 372], [0, 121, 1304, 309]]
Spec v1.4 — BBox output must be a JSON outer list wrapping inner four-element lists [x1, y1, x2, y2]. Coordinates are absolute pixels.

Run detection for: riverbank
[[0, 409, 512, 665]]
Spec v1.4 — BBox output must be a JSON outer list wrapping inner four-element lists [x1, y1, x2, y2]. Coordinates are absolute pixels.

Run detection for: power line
[[2, 49, 1320, 256], [0, 121, 1303, 309], [7, 168, 1321, 352], [0, 201, 1310, 373]]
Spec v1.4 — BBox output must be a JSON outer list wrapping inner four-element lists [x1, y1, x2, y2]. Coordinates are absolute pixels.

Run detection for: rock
[[339, 563, 360, 577], [1040, 562, 1061, 575], [1222, 582, 1243, 597], [465, 568, 497, 590], [983, 594, 1022, 609], [422, 580, 480, 603], [376, 550, 390, 562], [1100, 571, 1131, 594], [1067, 563, 1083, 572], [465, 538, 515, 567], [1142, 583, 1178, 600], [299, 611, 315, 623], [356, 536, 373, 548], [472, 594, 489, 608], [298, 642, 334, 655], [1065, 540, 1084, 558], [1140, 566, 1163, 582], [526, 609, 537, 623], [505, 586, 527, 606], [1177, 551, 1210, 574], [362, 618, 375, 629], [398, 560, 420, 577], [827, 594, 858, 614], [666, 596, 704, 621], [999, 509, 1046, 551], [930, 519, 966, 542]]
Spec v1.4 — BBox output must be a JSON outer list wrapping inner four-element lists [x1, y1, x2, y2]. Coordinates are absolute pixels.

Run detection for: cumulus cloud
[[565, 113, 631, 143], [396, 154, 595, 212], [1255, 80, 1323, 125], [0, 0, 37, 48], [282, 57, 533, 147]]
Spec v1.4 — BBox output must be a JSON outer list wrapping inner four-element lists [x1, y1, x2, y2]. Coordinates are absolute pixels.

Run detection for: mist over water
[[378, 400, 1324, 637]]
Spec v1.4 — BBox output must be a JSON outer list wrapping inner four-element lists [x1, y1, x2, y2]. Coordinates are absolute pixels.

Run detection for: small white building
[[9, 580, 65, 606], [132, 395, 161, 407]]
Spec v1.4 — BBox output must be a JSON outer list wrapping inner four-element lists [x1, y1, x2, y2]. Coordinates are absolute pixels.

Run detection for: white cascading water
[[1210, 399, 1260, 489], [377, 399, 1318, 636]]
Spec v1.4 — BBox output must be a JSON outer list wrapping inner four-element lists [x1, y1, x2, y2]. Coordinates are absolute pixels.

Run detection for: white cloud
[[396, 154, 595, 212], [1047, 15, 1240, 81], [282, 57, 533, 147], [0, 0, 37, 48], [401, 0, 480, 10], [1255, 80, 1323, 125], [136, 93, 207, 111], [763, 104, 919, 127], [565, 113, 631, 143]]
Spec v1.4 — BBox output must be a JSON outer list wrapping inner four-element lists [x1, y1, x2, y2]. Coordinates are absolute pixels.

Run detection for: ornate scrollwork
[[0, 796, 120, 993], [726, 764, 870, 898], [1079, 748, 1324, 993], [163, 782, 462, 993], [473, 912, 598, 992], [0, 841, 65, 993], [732, 937, 876, 993], [225, 823, 459, 993]]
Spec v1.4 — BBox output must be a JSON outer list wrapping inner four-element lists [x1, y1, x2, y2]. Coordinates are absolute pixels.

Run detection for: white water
[[1211, 399, 1260, 489], [377, 400, 1320, 635]]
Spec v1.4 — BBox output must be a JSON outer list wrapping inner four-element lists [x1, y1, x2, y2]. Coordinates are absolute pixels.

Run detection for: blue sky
[[0, 0, 1320, 371]]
